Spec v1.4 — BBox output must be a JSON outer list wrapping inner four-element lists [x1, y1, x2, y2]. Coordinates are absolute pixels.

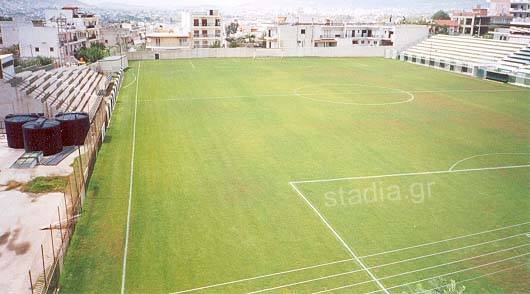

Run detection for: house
[[146, 31, 191, 50], [431, 20, 460, 35]]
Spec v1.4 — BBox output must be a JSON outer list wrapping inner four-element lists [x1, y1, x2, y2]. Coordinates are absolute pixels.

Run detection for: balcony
[[320, 34, 343, 38], [193, 34, 221, 38], [88, 34, 97, 40], [193, 24, 221, 28]]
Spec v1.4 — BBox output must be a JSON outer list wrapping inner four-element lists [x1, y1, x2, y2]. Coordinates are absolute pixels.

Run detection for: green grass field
[[60, 58, 530, 294]]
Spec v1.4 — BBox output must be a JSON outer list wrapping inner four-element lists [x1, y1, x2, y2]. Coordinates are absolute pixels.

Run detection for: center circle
[[293, 84, 415, 106]]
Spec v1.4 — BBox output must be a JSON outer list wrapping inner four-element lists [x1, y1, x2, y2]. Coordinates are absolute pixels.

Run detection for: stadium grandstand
[[0, 65, 114, 120], [397, 34, 530, 87]]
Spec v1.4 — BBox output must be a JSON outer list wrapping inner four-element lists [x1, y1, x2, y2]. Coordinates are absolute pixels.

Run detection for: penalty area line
[[290, 164, 530, 185], [289, 182, 390, 294]]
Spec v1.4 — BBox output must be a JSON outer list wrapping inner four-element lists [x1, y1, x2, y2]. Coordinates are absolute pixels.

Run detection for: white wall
[[0, 20, 23, 49], [393, 25, 429, 51], [18, 26, 61, 58], [127, 46, 391, 60]]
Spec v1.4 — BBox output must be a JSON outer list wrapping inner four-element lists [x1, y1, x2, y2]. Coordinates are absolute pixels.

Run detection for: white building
[[2, 7, 101, 60], [190, 9, 224, 48], [264, 17, 426, 50], [18, 22, 61, 59], [488, 0, 512, 16], [146, 31, 191, 50], [510, 0, 530, 26], [101, 22, 145, 48]]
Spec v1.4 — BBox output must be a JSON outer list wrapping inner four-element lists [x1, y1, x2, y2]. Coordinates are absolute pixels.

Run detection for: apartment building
[[191, 9, 224, 48], [1, 7, 101, 59], [101, 22, 145, 48], [510, 0, 530, 26], [264, 17, 401, 49], [451, 6, 491, 36], [18, 21, 61, 58]]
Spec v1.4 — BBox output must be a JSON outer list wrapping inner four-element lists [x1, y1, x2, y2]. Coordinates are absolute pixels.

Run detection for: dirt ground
[[0, 138, 76, 293]]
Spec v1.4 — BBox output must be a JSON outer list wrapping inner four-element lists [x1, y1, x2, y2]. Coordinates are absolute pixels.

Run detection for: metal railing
[[193, 34, 221, 38]]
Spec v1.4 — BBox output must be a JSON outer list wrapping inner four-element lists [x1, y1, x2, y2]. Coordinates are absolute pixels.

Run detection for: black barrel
[[22, 118, 63, 156], [55, 112, 90, 146], [5, 114, 40, 148]]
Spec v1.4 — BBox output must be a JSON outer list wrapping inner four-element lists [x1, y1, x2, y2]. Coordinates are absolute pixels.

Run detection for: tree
[[226, 22, 239, 36], [401, 277, 465, 294], [210, 40, 221, 48], [433, 10, 451, 20], [76, 42, 109, 63]]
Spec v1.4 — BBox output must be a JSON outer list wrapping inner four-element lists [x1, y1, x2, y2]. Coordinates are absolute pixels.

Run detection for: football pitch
[[60, 58, 530, 293]]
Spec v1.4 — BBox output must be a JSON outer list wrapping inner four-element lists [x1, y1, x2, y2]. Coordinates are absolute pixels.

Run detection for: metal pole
[[41, 244, 47, 289], [49, 225, 56, 261], [29, 270, 34, 294], [57, 206, 64, 244], [77, 145, 86, 189], [63, 192, 69, 229]]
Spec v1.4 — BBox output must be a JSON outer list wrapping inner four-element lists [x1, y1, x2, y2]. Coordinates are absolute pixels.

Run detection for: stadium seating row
[[400, 35, 528, 68], [13, 66, 109, 114]]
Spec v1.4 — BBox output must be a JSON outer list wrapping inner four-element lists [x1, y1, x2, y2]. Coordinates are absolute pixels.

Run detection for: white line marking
[[121, 71, 137, 89], [358, 222, 530, 260], [449, 152, 530, 171], [361, 262, 530, 294], [121, 62, 141, 294], [168, 258, 355, 294], [289, 182, 390, 294], [245, 240, 529, 294], [293, 84, 415, 106], [167, 221, 530, 293], [291, 164, 530, 185], [138, 89, 528, 103], [312, 252, 530, 294], [189, 60, 196, 70]]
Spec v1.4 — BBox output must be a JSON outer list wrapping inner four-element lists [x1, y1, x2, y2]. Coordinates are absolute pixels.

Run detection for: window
[[105, 40, 108, 44], [194, 19, 199, 26], [50, 47, 54, 52], [301, 29, 306, 34], [462, 66, 468, 73], [439, 62, 445, 68], [202, 19, 207, 26], [2, 60, 14, 67], [35, 47, 40, 52], [429, 60, 435, 66]]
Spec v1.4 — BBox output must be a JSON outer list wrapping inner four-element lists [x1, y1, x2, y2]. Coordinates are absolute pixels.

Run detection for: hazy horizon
[[83, 0, 486, 10]]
